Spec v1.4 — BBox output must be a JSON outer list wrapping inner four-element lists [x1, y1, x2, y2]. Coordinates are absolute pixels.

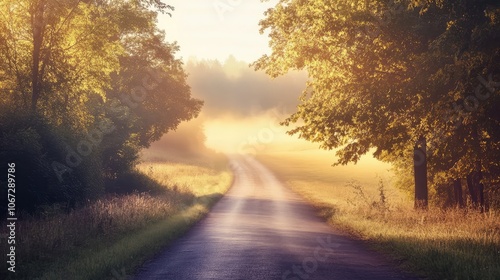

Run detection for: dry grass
[[19, 193, 180, 262], [136, 161, 231, 197], [258, 150, 500, 280], [2, 159, 232, 280]]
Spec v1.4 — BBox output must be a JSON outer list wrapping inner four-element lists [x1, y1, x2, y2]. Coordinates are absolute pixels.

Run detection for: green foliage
[[0, 107, 104, 216], [255, 0, 500, 205], [0, 0, 201, 214], [0, 0, 123, 128], [105, 170, 168, 195]]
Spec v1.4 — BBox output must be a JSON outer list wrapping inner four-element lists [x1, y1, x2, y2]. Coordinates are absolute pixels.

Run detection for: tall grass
[[1, 159, 232, 280], [258, 151, 500, 280]]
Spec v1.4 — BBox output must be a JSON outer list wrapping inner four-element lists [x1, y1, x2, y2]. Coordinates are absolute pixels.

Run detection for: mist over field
[[144, 56, 311, 157], [146, 56, 388, 164], [185, 56, 307, 117], [145, 56, 396, 183]]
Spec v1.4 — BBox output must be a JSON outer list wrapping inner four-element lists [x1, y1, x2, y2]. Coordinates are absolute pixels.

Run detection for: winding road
[[134, 155, 419, 280]]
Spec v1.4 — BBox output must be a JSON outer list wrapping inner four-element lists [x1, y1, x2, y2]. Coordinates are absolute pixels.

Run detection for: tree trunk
[[467, 173, 478, 207], [453, 179, 464, 208], [467, 161, 484, 211], [479, 183, 485, 213], [414, 137, 428, 209], [31, 0, 45, 112]]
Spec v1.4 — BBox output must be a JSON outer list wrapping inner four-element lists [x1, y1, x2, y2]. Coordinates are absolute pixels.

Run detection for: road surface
[[134, 155, 419, 280]]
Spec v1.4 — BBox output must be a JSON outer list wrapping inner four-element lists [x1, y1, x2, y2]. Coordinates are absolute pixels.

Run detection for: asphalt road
[[134, 155, 419, 280]]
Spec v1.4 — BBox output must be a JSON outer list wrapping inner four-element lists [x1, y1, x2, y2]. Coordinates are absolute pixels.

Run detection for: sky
[[150, 0, 316, 154], [157, 0, 278, 63]]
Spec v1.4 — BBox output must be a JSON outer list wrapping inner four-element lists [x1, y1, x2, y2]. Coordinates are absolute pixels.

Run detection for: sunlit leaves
[[255, 0, 500, 191], [0, 0, 125, 129], [0, 0, 202, 180]]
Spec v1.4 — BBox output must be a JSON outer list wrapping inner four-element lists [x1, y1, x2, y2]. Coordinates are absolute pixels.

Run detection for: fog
[[185, 56, 307, 118], [142, 55, 391, 182], [144, 56, 309, 157]]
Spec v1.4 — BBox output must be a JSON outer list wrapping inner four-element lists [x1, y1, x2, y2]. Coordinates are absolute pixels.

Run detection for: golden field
[[257, 148, 500, 280]]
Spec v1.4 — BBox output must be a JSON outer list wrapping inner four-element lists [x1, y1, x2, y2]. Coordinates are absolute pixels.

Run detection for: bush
[[0, 109, 104, 217]]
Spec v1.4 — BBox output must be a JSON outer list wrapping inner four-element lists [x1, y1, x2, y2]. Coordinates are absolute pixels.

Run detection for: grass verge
[[257, 151, 500, 280], [1, 158, 232, 280]]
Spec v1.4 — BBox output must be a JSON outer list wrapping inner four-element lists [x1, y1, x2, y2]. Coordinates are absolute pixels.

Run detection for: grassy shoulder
[[257, 150, 500, 280], [2, 157, 232, 280]]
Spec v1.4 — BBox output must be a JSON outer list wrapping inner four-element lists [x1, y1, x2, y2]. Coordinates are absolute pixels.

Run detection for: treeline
[[254, 0, 500, 209], [0, 0, 202, 215]]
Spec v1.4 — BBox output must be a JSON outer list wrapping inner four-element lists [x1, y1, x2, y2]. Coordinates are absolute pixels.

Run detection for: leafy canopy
[[254, 0, 500, 190]]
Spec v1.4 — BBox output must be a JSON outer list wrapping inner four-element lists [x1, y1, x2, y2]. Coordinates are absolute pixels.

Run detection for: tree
[[0, 0, 202, 212], [99, 1, 202, 177], [0, 0, 124, 129], [254, 0, 500, 208]]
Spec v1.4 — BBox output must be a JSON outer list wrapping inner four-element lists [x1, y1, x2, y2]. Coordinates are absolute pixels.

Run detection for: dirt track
[[134, 155, 419, 280]]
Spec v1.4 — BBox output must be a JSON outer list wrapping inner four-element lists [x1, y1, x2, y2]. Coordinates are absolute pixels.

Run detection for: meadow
[[258, 148, 500, 280], [2, 157, 232, 280]]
